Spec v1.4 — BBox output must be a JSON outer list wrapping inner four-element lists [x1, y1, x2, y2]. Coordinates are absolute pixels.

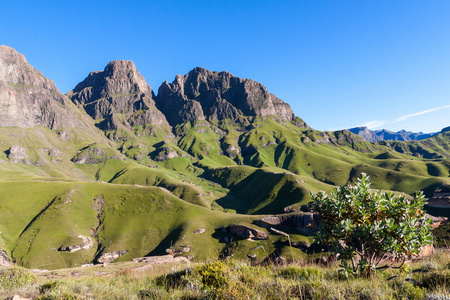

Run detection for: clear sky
[[1, 1, 449, 133]]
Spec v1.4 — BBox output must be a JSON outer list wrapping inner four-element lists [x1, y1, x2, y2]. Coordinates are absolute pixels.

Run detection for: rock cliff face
[[156, 67, 295, 126], [0, 45, 88, 129], [68, 60, 170, 130]]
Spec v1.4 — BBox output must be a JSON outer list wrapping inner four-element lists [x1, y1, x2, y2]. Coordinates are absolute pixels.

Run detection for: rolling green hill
[[0, 45, 449, 269]]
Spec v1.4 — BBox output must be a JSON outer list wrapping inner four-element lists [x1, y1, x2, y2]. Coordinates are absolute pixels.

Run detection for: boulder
[[224, 225, 268, 240], [96, 250, 127, 264], [194, 228, 207, 234], [7, 145, 31, 164], [256, 213, 320, 235]]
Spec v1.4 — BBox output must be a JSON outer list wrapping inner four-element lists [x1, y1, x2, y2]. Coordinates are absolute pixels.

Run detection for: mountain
[[349, 126, 436, 142], [0, 46, 449, 270], [0, 45, 92, 130], [155, 67, 296, 126], [67, 60, 172, 140]]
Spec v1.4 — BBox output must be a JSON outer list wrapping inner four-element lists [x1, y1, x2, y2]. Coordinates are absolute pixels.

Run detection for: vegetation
[[0, 251, 449, 299], [0, 118, 449, 270], [309, 173, 433, 276]]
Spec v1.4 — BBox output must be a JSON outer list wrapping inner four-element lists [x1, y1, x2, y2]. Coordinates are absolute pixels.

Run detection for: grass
[[2, 250, 450, 299], [0, 117, 449, 273]]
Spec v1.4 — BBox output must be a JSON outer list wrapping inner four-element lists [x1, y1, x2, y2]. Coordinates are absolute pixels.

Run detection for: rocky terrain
[[0, 45, 449, 270]]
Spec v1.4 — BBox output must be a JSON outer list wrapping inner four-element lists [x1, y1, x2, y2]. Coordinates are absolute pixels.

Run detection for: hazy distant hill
[[348, 126, 436, 142], [0, 45, 449, 269]]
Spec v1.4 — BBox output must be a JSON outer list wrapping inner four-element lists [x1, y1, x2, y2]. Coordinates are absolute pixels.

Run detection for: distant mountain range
[[348, 127, 438, 143], [0, 45, 449, 270]]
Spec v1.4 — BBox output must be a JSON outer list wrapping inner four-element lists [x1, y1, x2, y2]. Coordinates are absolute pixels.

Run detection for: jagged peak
[[70, 59, 152, 97], [0, 45, 27, 63]]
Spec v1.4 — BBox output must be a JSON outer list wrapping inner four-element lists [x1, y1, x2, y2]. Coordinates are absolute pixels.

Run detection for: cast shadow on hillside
[[146, 226, 183, 256]]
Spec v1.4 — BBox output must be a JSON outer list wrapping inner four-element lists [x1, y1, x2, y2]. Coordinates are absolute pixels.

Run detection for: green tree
[[309, 173, 432, 276]]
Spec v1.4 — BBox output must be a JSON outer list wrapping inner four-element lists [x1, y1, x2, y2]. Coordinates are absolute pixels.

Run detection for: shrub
[[195, 261, 228, 288], [309, 173, 432, 276], [0, 266, 36, 289]]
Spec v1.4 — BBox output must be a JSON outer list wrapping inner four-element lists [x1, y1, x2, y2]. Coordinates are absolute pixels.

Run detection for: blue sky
[[1, 1, 449, 133]]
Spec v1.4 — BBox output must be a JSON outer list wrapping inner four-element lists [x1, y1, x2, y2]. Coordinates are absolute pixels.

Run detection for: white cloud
[[351, 104, 450, 130], [361, 120, 388, 129], [393, 104, 450, 123]]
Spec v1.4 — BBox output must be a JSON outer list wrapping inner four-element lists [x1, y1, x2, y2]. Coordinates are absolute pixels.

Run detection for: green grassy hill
[[0, 118, 449, 269]]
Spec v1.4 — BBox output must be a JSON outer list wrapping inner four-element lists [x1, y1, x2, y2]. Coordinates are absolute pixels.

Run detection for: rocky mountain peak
[[0, 46, 90, 129], [68, 60, 169, 131], [155, 67, 295, 126], [0, 45, 58, 93]]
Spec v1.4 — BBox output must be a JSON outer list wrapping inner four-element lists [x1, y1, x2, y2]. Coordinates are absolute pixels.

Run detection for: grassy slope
[[0, 118, 449, 269]]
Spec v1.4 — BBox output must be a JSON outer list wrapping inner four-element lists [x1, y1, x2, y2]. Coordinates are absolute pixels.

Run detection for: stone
[[194, 228, 207, 234], [225, 225, 268, 240], [59, 235, 94, 253], [72, 147, 107, 164], [96, 250, 127, 264], [256, 213, 320, 236], [7, 145, 31, 164], [0, 250, 13, 267], [292, 241, 311, 251], [273, 256, 287, 265], [7, 296, 31, 300]]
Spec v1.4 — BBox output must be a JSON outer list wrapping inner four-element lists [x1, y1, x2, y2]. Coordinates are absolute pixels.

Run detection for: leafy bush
[[195, 261, 228, 288], [309, 173, 432, 276], [0, 266, 36, 289]]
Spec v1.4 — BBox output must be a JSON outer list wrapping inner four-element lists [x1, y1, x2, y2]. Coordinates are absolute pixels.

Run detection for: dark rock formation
[[68, 60, 170, 132], [155, 67, 295, 126], [222, 225, 268, 240], [256, 213, 320, 235], [0, 45, 89, 129]]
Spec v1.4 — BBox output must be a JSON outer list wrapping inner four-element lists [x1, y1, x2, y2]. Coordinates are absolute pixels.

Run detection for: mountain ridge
[[0, 45, 449, 270], [349, 126, 437, 142]]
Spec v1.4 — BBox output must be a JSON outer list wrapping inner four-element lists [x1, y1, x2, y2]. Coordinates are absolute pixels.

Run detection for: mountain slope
[[0, 46, 449, 269]]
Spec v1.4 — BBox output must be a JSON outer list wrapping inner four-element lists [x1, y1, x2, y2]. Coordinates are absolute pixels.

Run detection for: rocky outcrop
[[72, 147, 107, 164], [194, 228, 207, 234], [68, 60, 170, 132], [132, 254, 191, 264], [59, 235, 94, 253], [256, 213, 320, 235], [155, 67, 295, 126], [0, 45, 89, 130], [7, 145, 31, 164], [0, 250, 13, 267], [222, 225, 268, 240], [96, 250, 127, 264]]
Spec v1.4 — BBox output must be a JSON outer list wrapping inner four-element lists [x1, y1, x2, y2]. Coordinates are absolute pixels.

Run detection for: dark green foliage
[[309, 173, 433, 276]]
